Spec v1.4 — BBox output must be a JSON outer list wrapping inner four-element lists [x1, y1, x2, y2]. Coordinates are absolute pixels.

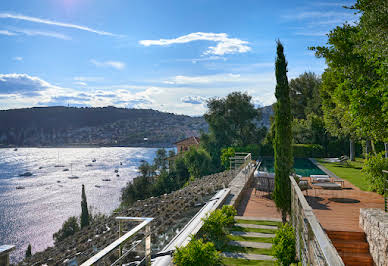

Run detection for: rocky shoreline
[[18, 169, 237, 265]]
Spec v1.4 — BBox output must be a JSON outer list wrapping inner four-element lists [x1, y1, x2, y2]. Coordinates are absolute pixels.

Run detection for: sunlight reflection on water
[[0, 147, 167, 262]]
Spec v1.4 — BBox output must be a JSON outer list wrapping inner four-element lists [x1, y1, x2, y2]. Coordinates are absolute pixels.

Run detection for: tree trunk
[[385, 143, 388, 159], [350, 140, 355, 161], [365, 139, 372, 156], [371, 140, 377, 155], [282, 210, 287, 224]]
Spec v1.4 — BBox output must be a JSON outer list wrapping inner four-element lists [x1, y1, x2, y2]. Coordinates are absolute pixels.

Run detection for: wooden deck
[[237, 188, 281, 219], [303, 178, 384, 232]]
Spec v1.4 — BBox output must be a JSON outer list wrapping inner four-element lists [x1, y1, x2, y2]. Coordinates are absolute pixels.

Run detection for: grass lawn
[[230, 226, 277, 234], [316, 158, 370, 191], [227, 235, 274, 243], [222, 245, 273, 256], [235, 219, 282, 227], [222, 258, 275, 266]]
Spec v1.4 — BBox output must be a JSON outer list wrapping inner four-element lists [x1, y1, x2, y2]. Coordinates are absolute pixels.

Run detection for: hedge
[[292, 144, 324, 158]]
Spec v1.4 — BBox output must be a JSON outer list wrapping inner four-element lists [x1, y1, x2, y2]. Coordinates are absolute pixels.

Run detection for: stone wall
[[359, 208, 388, 266]]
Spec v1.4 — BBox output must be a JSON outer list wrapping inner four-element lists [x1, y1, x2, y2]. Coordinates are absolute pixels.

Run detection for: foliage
[[235, 144, 261, 160], [272, 223, 296, 266], [310, 3, 387, 143], [183, 147, 213, 179], [289, 72, 322, 119], [273, 41, 293, 223], [201, 91, 266, 169], [154, 148, 168, 170], [362, 152, 388, 194], [173, 238, 221, 266], [292, 144, 324, 158], [220, 147, 235, 170], [53, 216, 80, 243], [25, 244, 32, 258], [80, 184, 89, 229], [138, 160, 154, 177], [121, 174, 153, 205], [200, 206, 237, 249]]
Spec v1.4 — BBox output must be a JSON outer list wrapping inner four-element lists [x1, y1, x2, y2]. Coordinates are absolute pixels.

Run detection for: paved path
[[236, 223, 278, 230], [229, 240, 272, 249], [230, 231, 276, 238]]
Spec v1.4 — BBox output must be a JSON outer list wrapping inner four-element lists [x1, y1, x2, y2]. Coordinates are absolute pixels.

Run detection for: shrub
[[173, 238, 221, 266], [272, 223, 296, 266], [292, 144, 324, 158], [200, 205, 236, 249], [362, 152, 388, 194], [184, 147, 213, 179], [220, 147, 235, 170], [53, 216, 80, 243]]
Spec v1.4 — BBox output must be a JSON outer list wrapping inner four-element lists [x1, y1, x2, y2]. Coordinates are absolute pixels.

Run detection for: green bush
[[173, 238, 221, 266], [235, 144, 260, 160], [292, 144, 324, 158], [272, 223, 296, 266], [220, 147, 235, 170], [53, 216, 80, 243], [200, 205, 236, 249], [362, 152, 388, 194], [184, 147, 213, 179]]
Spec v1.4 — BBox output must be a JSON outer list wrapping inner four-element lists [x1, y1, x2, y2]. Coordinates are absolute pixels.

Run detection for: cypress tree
[[80, 184, 89, 228], [25, 244, 32, 258], [273, 40, 293, 223]]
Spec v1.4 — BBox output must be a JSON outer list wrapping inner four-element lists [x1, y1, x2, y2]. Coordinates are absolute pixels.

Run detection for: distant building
[[175, 136, 200, 154]]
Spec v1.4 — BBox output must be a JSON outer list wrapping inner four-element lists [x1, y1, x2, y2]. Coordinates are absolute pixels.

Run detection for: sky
[[0, 0, 359, 116]]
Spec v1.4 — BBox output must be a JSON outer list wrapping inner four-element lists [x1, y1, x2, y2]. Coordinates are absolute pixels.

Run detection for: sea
[[0, 147, 168, 263]]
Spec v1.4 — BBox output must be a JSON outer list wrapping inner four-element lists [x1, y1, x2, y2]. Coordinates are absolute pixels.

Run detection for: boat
[[102, 178, 111, 181], [16, 186, 25, 189], [19, 172, 33, 177], [85, 164, 93, 167], [114, 169, 119, 173], [92, 159, 96, 163], [116, 174, 120, 177], [63, 168, 69, 172], [95, 185, 101, 188], [68, 175, 79, 179], [13, 148, 18, 151], [38, 166, 44, 169]]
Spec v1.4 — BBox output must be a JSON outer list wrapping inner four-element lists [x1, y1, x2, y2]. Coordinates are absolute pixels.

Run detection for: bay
[[0, 147, 166, 262]]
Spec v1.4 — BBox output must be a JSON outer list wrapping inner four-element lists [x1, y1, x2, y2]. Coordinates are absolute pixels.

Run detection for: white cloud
[[90, 59, 125, 70], [0, 13, 119, 36], [74, 81, 87, 86], [0, 29, 16, 36], [140, 32, 251, 55], [164, 73, 242, 85], [0, 72, 277, 115], [10, 28, 71, 40], [13, 56, 23, 61]]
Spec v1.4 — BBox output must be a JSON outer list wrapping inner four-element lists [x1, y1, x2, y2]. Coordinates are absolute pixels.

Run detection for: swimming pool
[[259, 158, 326, 177]]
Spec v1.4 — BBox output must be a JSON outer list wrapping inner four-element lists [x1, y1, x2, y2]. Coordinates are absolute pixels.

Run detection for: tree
[[183, 147, 213, 179], [311, 2, 387, 155], [138, 160, 154, 177], [25, 244, 32, 258], [53, 216, 80, 243], [220, 147, 235, 170], [80, 184, 89, 228], [154, 148, 168, 170], [289, 72, 322, 119], [273, 41, 293, 223]]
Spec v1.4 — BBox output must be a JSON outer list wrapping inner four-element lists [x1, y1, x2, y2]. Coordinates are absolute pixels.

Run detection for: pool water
[[259, 158, 326, 177]]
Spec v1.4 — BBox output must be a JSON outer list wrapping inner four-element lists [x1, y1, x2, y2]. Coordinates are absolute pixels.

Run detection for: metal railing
[[81, 217, 153, 266], [229, 152, 252, 171], [290, 176, 344, 266], [152, 188, 231, 266], [0, 245, 14, 266]]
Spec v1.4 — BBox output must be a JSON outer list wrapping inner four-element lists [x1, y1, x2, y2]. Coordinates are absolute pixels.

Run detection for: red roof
[[174, 136, 200, 145]]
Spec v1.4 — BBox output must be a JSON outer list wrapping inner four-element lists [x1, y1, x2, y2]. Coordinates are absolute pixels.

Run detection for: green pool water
[[259, 158, 326, 177]]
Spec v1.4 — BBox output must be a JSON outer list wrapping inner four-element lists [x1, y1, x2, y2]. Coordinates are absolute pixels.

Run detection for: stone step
[[230, 231, 275, 238], [235, 216, 282, 222], [222, 252, 275, 261], [229, 240, 272, 249], [235, 223, 278, 230]]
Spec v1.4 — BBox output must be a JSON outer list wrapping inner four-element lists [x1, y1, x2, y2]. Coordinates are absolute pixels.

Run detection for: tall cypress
[[80, 184, 89, 228], [273, 40, 293, 223]]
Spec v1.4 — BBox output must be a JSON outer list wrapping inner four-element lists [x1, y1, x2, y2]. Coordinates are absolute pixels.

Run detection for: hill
[[0, 106, 208, 147]]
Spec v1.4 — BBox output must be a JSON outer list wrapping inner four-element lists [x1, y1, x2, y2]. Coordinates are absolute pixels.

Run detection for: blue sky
[[0, 0, 358, 115]]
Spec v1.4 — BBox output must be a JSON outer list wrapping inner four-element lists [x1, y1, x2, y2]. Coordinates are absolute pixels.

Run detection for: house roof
[[174, 136, 200, 145]]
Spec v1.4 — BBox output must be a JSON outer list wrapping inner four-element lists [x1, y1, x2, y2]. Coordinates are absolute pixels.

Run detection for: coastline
[[0, 143, 174, 149]]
